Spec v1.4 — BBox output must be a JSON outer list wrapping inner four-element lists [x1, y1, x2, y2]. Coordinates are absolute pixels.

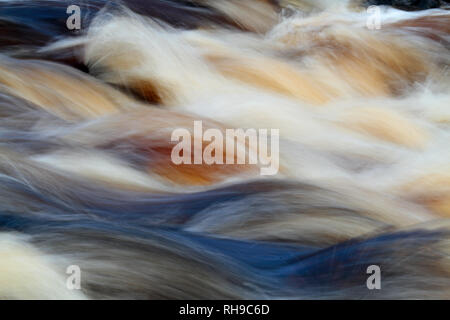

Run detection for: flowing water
[[0, 0, 449, 299]]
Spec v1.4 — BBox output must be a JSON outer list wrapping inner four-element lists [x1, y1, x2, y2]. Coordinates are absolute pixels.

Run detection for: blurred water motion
[[0, 0, 449, 299]]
